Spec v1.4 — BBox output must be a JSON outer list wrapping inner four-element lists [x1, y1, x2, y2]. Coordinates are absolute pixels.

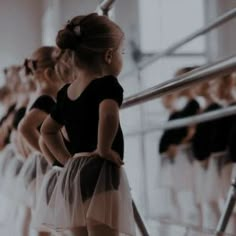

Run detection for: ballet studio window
[[138, 0, 206, 86], [42, 0, 60, 45]]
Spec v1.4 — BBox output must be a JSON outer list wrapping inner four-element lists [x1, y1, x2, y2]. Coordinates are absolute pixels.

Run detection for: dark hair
[[56, 13, 124, 72]]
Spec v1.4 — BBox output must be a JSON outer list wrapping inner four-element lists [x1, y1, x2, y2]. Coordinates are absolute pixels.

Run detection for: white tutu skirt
[[220, 163, 233, 200], [230, 164, 236, 214], [158, 153, 175, 189], [33, 154, 135, 235], [205, 152, 225, 203], [172, 144, 194, 192], [193, 160, 208, 204], [16, 152, 49, 207], [0, 145, 16, 188], [1, 156, 23, 197]]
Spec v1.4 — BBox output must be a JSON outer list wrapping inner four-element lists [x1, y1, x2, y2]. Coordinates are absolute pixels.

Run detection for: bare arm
[[41, 116, 72, 165], [19, 109, 47, 152], [96, 99, 123, 166], [39, 136, 56, 165], [15, 132, 32, 158]]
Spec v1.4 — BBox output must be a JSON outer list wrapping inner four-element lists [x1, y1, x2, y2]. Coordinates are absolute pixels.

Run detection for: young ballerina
[[158, 67, 200, 223], [216, 74, 236, 235], [191, 80, 224, 230], [34, 13, 135, 236], [18, 46, 71, 236], [0, 66, 33, 236]]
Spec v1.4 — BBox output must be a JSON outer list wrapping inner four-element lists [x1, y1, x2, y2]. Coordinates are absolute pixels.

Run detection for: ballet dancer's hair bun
[[56, 13, 99, 51], [56, 26, 79, 50]]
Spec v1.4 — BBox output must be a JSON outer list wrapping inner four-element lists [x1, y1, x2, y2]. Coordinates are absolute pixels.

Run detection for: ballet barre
[[122, 55, 236, 109], [123, 105, 236, 137]]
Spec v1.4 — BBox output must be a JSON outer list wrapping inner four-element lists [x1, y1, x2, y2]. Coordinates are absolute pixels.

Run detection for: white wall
[[0, 0, 42, 78], [60, 0, 98, 26], [205, 0, 236, 62]]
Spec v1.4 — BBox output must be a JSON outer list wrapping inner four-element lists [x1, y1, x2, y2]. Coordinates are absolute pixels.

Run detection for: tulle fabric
[[0, 145, 22, 225], [16, 152, 49, 207], [230, 164, 236, 213], [33, 153, 135, 236], [205, 152, 225, 202], [193, 160, 208, 204], [32, 165, 62, 233], [0, 144, 16, 189], [172, 144, 194, 192], [158, 153, 175, 189], [220, 162, 233, 199], [1, 155, 23, 197]]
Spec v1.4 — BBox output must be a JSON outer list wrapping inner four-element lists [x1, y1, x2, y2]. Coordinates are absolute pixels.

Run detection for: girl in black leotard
[[191, 80, 223, 230], [34, 13, 135, 236], [0, 65, 35, 236], [217, 74, 236, 235], [16, 47, 68, 236]]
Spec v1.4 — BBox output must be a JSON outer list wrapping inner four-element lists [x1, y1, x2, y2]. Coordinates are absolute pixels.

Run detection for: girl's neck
[[35, 82, 59, 98], [75, 69, 103, 83]]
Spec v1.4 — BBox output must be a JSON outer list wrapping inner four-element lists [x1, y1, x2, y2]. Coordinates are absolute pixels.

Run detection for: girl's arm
[[15, 132, 32, 158], [19, 109, 47, 152], [41, 116, 72, 165], [95, 99, 123, 166], [39, 135, 63, 166]]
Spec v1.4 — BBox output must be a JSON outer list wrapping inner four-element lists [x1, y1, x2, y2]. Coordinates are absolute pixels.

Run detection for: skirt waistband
[[73, 152, 92, 159], [210, 151, 227, 158]]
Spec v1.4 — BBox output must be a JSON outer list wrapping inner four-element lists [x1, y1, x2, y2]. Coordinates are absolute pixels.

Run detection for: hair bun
[[56, 28, 78, 50]]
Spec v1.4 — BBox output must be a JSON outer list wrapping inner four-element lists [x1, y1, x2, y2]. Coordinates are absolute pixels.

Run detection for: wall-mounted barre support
[[99, 0, 116, 16]]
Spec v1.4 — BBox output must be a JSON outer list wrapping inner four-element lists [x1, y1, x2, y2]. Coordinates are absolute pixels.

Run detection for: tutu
[[220, 162, 233, 200], [1, 155, 23, 197], [0, 145, 16, 188], [193, 160, 208, 204], [158, 153, 175, 189], [172, 144, 194, 192], [205, 152, 226, 203], [33, 153, 135, 235], [32, 165, 62, 233], [16, 152, 49, 207]]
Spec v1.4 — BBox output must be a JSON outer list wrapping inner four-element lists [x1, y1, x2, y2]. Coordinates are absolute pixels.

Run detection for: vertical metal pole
[[99, 0, 116, 16], [132, 200, 150, 236], [215, 177, 236, 235], [137, 69, 149, 216]]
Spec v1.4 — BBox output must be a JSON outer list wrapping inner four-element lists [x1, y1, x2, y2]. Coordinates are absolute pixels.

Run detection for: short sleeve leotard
[[159, 99, 200, 154], [30, 95, 56, 114], [192, 103, 222, 161], [50, 75, 124, 159]]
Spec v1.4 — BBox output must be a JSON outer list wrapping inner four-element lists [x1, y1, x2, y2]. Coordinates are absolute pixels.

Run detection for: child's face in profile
[[107, 38, 124, 77]]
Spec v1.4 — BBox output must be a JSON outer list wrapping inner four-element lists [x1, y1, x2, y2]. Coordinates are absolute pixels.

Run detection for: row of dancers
[[158, 67, 236, 234], [0, 13, 135, 236]]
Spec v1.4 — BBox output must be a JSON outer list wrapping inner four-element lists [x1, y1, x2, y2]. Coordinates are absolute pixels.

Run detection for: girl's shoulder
[[96, 75, 123, 88], [95, 75, 124, 106], [56, 84, 71, 101]]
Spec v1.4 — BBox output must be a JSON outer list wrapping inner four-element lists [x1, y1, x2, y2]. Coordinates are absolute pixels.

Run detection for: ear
[[104, 48, 114, 64], [44, 68, 54, 80]]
